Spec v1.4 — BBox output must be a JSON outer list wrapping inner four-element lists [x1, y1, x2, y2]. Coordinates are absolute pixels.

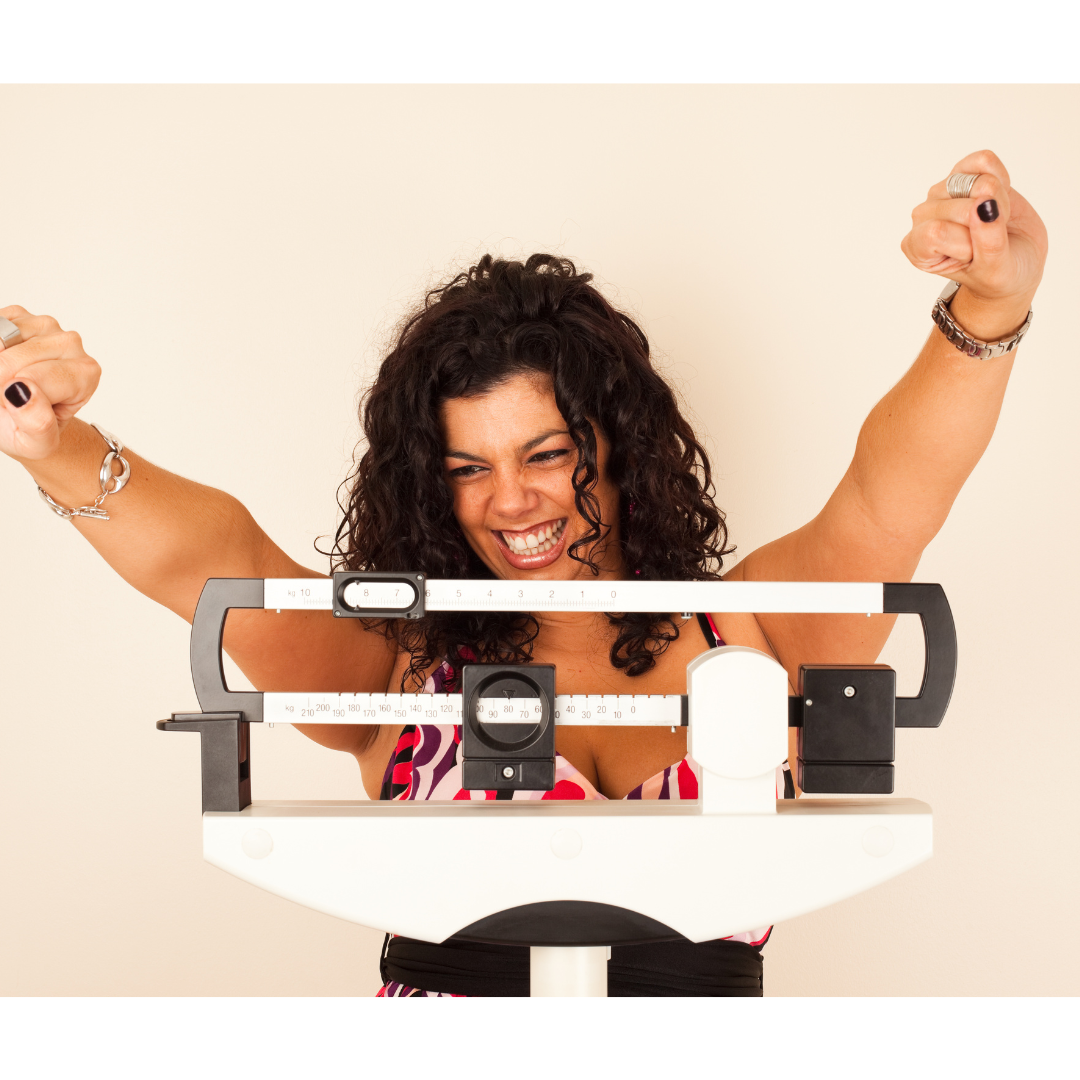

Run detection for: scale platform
[[205, 796, 931, 946]]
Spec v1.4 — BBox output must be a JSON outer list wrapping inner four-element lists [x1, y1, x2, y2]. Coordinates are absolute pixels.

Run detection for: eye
[[528, 449, 570, 465], [448, 464, 487, 478]]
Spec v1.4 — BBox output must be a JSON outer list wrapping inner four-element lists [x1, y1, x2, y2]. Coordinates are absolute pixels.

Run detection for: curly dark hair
[[330, 253, 733, 691]]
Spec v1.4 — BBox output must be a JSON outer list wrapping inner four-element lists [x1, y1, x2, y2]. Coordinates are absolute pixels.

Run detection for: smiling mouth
[[494, 517, 568, 557], [490, 518, 570, 570]]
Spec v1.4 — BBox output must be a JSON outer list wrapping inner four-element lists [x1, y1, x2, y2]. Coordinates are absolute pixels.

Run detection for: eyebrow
[[444, 428, 570, 461]]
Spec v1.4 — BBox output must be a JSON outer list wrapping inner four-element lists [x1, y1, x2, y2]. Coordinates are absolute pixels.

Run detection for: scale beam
[[166, 575, 957, 806], [263, 576, 886, 615], [264, 692, 685, 727]]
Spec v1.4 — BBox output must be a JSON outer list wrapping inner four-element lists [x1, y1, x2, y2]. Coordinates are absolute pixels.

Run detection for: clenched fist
[[902, 149, 1047, 311], [0, 307, 102, 462]]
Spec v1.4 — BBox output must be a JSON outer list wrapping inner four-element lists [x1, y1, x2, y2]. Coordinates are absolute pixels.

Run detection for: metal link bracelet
[[38, 423, 131, 520], [932, 280, 1033, 360]]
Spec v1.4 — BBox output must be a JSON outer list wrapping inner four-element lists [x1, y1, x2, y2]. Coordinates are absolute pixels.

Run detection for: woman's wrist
[[19, 418, 119, 510], [946, 284, 1036, 344]]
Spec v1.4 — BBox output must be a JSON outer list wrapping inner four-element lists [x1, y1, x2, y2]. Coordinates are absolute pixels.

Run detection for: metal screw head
[[844, 685, 856, 698], [502, 766, 515, 779]]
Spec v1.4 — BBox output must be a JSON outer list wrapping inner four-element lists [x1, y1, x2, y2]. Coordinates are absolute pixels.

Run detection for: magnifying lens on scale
[[471, 673, 546, 746]]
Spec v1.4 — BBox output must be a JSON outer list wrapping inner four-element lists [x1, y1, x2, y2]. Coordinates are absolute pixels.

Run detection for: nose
[[490, 466, 541, 522]]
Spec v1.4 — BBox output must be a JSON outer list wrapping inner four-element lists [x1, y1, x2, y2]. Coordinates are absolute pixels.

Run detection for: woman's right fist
[[0, 306, 101, 461]]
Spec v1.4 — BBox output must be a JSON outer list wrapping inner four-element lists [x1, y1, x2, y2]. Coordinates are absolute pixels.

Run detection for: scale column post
[[529, 947, 610, 997], [687, 646, 789, 814]]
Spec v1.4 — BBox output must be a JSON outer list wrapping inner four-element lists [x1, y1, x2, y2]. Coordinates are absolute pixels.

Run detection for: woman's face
[[440, 374, 625, 582]]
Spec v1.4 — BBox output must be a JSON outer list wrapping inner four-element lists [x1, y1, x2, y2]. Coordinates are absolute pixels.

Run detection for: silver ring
[[946, 173, 980, 200], [0, 315, 21, 349]]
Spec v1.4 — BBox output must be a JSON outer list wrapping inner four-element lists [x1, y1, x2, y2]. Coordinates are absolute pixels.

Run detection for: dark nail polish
[[4, 381, 30, 407], [977, 199, 999, 223]]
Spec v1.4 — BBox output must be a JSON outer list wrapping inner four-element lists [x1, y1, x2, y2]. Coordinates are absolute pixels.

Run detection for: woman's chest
[[530, 614, 730, 798], [377, 610, 779, 801]]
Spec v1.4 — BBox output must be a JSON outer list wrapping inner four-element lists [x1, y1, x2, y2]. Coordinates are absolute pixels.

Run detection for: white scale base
[[205, 797, 931, 996]]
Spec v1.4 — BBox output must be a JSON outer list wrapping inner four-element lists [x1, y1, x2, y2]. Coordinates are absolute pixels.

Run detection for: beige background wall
[[1, 85, 1076, 996]]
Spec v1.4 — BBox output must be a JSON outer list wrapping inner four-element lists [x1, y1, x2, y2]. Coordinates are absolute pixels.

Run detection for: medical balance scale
[[159, 574, 955, 996]]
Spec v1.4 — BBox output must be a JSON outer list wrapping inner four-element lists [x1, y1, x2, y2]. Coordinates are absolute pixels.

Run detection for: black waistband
[[381, 934, 764, 997]]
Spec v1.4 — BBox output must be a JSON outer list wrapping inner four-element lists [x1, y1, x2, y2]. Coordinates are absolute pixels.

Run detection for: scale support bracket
[[157, 712, 252, 813], [785, 582, 957, 793]]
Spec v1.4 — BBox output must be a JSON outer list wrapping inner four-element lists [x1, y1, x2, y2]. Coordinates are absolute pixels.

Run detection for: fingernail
[[4, 381, 31, 407], [977, 199, 999, 223]]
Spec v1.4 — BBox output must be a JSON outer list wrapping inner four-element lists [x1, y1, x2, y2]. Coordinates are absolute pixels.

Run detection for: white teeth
[[501, 519, 566, 557]]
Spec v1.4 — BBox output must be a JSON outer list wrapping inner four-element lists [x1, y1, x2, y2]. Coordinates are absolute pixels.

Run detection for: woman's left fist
[[902, 149, 1047, 308]]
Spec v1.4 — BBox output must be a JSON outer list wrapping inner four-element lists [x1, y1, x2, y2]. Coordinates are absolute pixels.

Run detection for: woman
[[0, 150, 1046, 995]]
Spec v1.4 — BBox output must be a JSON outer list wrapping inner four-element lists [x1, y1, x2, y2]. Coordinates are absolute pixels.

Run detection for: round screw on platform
[[502, 766, 515, 779], [844, 685, 856, 698]]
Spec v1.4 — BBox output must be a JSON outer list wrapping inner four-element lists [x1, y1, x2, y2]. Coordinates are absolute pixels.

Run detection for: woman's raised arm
[[726, 150, 1048, 684], [1, 307, 398, 761]]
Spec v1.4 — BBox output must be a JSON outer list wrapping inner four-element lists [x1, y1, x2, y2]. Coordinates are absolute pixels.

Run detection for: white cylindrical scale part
[[529, 946, 609, 997], [687, 646, 789, 778]]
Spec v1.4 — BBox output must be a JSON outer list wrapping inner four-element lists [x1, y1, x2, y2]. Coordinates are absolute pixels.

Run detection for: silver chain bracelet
[[38, 423, 131, 520]]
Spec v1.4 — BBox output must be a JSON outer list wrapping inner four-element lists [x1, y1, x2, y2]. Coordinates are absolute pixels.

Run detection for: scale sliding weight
[[159, 574, 955, 996]]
